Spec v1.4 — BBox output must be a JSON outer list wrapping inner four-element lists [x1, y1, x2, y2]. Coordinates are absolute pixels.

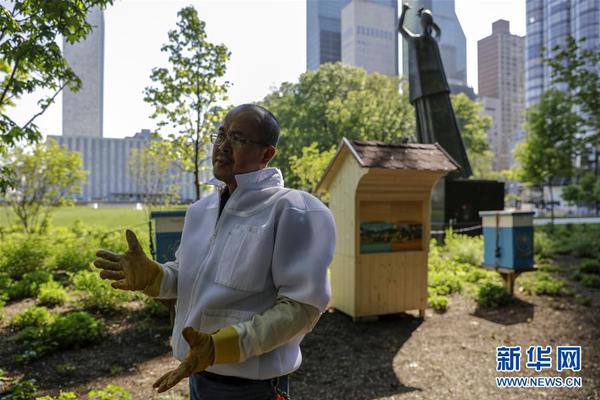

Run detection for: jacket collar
[[206, 167, 284, 190]]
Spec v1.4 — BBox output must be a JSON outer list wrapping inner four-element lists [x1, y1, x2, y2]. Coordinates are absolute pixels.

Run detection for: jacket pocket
[[214, 223, 273, 293]]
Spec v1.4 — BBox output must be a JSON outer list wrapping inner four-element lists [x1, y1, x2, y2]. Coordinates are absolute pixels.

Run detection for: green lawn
[[1, 206, 152, 229]]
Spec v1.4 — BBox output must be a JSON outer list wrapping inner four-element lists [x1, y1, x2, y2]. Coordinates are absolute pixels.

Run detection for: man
[[94, 104, 336, 399]]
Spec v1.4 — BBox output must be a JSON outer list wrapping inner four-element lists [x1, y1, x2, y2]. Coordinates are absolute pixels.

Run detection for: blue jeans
[[189, 370, 290, 400]]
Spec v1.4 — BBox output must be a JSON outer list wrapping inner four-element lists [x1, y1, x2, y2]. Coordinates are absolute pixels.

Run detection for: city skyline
[[8, 0, 525, 140]]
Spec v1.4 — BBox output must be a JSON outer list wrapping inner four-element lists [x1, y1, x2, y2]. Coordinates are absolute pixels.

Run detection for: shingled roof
[[317, 138, 461, 192], [348, 140, 461, 171]]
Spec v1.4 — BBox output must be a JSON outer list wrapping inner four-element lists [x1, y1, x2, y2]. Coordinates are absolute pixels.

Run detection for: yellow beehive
[[317, 138, 459, 321]]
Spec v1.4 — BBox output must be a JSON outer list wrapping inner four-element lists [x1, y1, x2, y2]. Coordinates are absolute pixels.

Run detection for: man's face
[[212, 108, 275, 184]]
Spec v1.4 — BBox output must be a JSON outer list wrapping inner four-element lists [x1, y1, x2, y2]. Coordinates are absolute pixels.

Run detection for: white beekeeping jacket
[[157, 167, 336, 379]]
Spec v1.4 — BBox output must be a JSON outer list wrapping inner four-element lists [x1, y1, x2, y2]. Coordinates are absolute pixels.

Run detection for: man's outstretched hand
[[153, 327, 215, 393], [94, 229, 162, 295]]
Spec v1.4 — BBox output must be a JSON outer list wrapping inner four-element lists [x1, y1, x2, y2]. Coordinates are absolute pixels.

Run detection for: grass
[[1, 206, 151, 229]]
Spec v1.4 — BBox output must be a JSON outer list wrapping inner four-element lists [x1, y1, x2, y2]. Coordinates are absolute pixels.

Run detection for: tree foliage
[[260, 62, 415, 188], [5, 140, 87, 233], [0, 0, 113, 193], [450, 93, 497, 180], [289, 142, 337, 200], [512, 89, 580, 222], [562, 171, 600, 210], [543, 36, 599, 144], [128, 139, 181, 215], [144, 6, 230, 201]]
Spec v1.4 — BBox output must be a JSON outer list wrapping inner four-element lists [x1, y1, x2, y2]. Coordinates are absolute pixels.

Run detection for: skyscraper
[[62, 7, 104, 137], [478, 20, 525, 171], [526, 0, 600, 106], [401, 0, 467, 87], [307, 0, 397, 73], [307, 0, 350, 71], [341, 0, 399, 76]]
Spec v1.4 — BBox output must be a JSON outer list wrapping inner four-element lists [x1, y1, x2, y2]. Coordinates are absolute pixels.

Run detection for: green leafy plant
[[0, 233, 51, 278], [71, 270, 131, 312], [36, 391, 78, 400], [520, 271, 569, 296], [579, 258, 600, 274], [427, 293, 448, 313], [87, 384, 132, 400], [476, 282, 512, 308], [1, 378, 38, 400], [580, 273, 600, 288], [7, 271, 53, 300], [11, 306, 56, 330], [575, 294, 592, 306], [440, 228, 484, 266], [17, 311, 105, 360], [37, 280, 69, 306]]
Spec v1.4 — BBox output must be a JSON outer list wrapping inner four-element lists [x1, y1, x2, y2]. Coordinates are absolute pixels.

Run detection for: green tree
[[450, 93, 497, 180], [544, 36, 600, 214], [260, 62, 415, 188], [544, 36, 599, 145], [129, 139, 181, 217], [0, 0, 113, 193], [512, 89, 580, 224], [562, 171, 600, 213], [289, 142, 337, 200], [5, 140, 87, 233], [144, 6, 230, 201]]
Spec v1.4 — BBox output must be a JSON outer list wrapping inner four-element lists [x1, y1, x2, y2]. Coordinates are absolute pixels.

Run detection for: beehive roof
[[317, 138, 461, 192]]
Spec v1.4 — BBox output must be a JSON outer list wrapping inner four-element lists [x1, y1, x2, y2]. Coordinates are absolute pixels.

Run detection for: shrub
[[11, 306, 56, 329], [2, 378, 38, 400], [71, 270, 131, 312], [575, 294, 592, 306], [521, 271, 569, 296], [429, 271, 462, 296], [428, 293, 448, 312], [37, 281, 69, 306], [7, 271, 53, 300], [88, 384, 132, 400], [442, 229, 483, 265], [37, 392, 78, 400], [0, 234, 51, 278], [579, 259, 600, 274], [534, 230, 555, 259], [580, 273, 600, 288], [17, 311, 106, 359], [143, 297, 171, 319], [476, 282, 511, 308], [464, 268, 491, 283]]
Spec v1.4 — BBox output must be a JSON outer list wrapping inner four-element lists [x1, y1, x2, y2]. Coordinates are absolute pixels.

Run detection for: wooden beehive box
[[317, 138, 460, 320]]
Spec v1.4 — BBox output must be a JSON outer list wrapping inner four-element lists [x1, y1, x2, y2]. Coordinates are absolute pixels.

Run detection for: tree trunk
[[595, 145, 599, 216], [548, 179, 555, 232], [194, 136, 200, 201]]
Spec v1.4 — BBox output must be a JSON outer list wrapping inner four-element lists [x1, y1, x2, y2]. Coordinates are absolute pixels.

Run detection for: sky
[[7, 0, 525, 139]]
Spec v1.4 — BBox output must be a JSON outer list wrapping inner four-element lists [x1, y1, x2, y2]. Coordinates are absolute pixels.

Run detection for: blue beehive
[[150, 210, 186, 263], [478, 210, 534, 270]]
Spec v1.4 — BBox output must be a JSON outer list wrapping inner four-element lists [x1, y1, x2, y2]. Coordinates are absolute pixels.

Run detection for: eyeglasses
[[209, 130, 269, 148]]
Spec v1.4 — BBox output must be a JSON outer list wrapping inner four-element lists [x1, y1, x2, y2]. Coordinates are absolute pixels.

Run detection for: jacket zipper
[[179, 186, 240, 340]]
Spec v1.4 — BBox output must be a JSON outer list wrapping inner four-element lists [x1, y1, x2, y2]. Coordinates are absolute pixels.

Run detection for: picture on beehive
[[359, 200, 423, 253]]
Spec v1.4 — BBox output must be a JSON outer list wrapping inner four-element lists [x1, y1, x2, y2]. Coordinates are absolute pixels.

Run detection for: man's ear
[[261, 146, 276, 165]]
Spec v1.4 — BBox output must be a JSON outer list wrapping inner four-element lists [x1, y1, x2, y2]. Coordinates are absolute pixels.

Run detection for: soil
[[1, 254, 598, 400]]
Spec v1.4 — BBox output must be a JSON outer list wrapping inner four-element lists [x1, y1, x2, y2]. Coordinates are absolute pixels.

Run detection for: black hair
[[233, 104, 280, 147]]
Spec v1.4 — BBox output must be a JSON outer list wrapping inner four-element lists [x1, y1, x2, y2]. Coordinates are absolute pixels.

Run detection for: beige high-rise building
[[62, 7, 104, 137], [340, 0, 398, 76], [477, 20, 525, 171]]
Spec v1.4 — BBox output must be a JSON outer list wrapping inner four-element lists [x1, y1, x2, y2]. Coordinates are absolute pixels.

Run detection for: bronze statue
[[399, 3, 472, 179]]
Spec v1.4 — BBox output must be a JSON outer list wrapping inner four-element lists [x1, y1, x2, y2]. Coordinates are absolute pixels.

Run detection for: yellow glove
[[153, 325, 240, 393], [93, 229, 163, 296]]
